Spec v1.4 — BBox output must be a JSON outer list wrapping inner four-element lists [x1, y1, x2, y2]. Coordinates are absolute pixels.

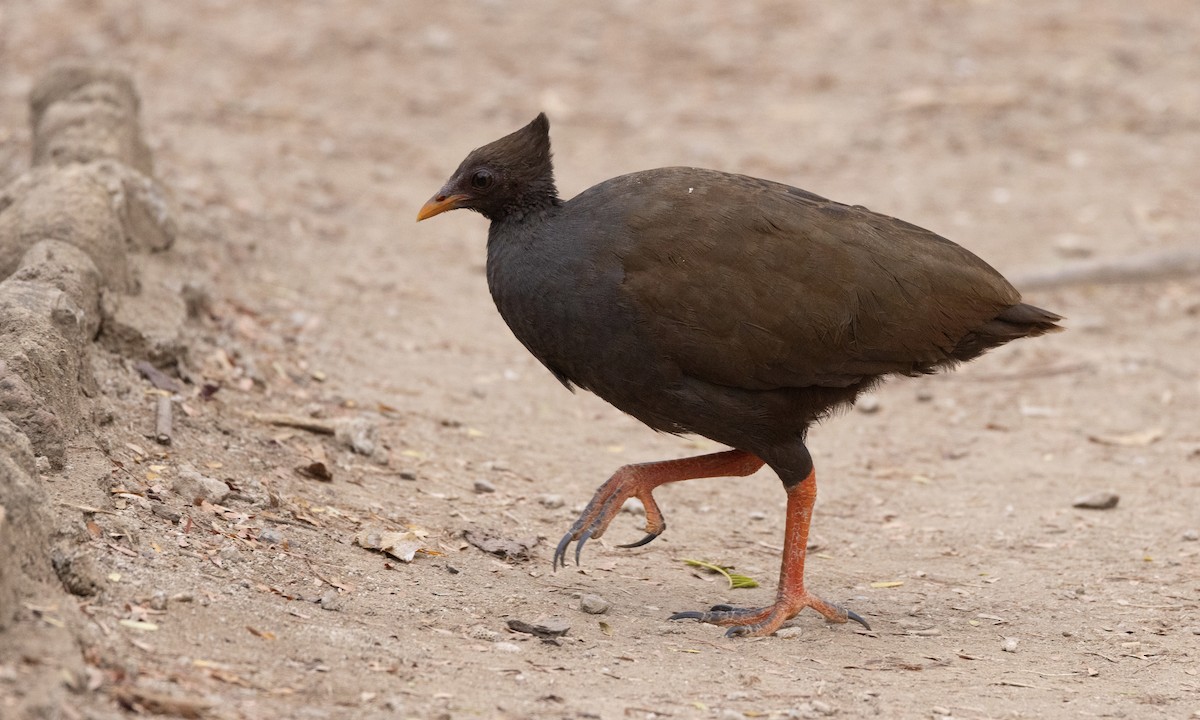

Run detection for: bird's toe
[[616, 531, 661, 549], [846, 608, 872, 631]]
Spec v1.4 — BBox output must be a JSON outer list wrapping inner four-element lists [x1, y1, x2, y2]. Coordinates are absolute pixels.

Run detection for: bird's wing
[[610, 168, 1020, 390]]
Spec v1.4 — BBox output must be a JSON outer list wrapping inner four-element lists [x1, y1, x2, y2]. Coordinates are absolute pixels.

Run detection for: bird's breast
[[485, 227, 679, 416]]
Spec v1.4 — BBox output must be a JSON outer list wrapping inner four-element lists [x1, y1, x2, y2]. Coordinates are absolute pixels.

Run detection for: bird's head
[[417, 113, 558, 223]]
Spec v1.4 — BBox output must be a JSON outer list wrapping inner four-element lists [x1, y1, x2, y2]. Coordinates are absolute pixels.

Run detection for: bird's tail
[[950, 302, 1064, 363]]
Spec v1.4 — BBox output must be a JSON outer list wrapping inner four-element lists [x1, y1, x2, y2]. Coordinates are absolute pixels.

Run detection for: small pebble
[[258, 527, 283, 545], [538, 494, 565, 509], [319, 589, 343, 611], [384, 698, 405, 713], [775, 627, 803, 639], [172, 465, 231, 504], [422, 26, 454, 52], [719, 710, 745, 720], [915, 388, 934, 402], [748, 510, 767, 521], [785, 704, 819, 719], [1072, 491, 1119, 510], [580, 594, 610, 614], [1182, 529, 1199, 542], [398, 471, 417, 481], [493, 642, 521, 653], [1052, 233, 1093, 258], [931, 707, 951, 717], [810, 700, 834, 716], [856, 394, 881, 414], [1002, 636, 1020, 653], [473, 479, 496, 494], [1075, 315, 1109, 333], [507, 616, 571, 637], [621, 497, 645, 516], [468, 625, 499, 642], [150, 503, 182, 523], [148, 590, 168, 611]]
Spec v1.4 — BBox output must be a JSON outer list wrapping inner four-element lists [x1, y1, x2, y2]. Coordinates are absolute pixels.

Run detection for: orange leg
[[552, 449, 765, 570], [670, 468, 870, 636]]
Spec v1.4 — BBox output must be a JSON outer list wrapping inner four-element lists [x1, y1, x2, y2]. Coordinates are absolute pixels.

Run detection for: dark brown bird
[[417, 114, 1061, 637]]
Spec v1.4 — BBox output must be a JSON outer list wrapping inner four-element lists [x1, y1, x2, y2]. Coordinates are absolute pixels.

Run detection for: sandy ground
[[2, 2, 1199, 719]]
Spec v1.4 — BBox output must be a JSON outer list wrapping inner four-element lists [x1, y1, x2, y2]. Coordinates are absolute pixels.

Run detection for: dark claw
[[724, 626, 751, 638], [668, 611, 705, 621], [574, 529, 592, 566], [616, 531, 660, 549], [552, 532, 573, 571], [846, 608, 871, 631]]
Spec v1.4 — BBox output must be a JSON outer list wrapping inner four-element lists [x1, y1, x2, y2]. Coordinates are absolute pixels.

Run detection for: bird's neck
[[485, 190, 562, 266], [487, 178, 561, 224]]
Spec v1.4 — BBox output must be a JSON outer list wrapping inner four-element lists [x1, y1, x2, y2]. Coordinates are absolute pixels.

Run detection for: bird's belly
[[498, 293, 848, 448]]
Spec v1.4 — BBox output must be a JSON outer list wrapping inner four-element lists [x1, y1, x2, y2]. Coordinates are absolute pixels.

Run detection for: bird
[[416, 113, 1062, 637]]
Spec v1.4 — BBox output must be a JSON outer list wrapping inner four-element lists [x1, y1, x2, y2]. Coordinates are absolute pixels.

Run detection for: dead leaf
[[354, 529, 427, 563], [112, 686, 209, 719], [463, 529, 538, 561], [308, 564, 351, 591], [246, 626, 276, 640], [1088, 428, 1164, 447], [299, 442, 328, 464], [292, 512, 322, 527], [206, 668, 256, 688], [296, 462, 333, 482], [870, 581, 905, 589], [845, 655, 940, 671]]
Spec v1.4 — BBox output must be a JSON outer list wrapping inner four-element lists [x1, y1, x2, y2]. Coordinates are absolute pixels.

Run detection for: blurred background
[[2, 2, 1197, 719]]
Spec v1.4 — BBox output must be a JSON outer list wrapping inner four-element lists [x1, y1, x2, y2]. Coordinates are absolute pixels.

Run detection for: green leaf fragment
[[683, 558, 759, 589]]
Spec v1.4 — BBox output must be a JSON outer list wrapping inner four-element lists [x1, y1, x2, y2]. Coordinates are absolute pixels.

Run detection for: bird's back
[[488, 166, 1060, 446], [575, 167, 1059, 389]]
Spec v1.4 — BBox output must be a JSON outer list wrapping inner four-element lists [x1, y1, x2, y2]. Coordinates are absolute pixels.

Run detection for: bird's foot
[[669, 593, 870, 637], [552, 466, 666, 570], [551, 450, 764, 571]]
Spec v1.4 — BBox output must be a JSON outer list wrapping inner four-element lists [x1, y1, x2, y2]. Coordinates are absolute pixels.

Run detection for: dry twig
[[1013, 248, 1200, 291], [155, 396, 173, 445], [242, 411, 336, 435]]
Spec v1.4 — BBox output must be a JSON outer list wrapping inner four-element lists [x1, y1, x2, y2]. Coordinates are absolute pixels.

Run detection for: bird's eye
[[470, 169, 494, 190]]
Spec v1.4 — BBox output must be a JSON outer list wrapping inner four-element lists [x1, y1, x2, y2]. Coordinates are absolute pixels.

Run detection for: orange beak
[[416, 192, 469, 222]]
